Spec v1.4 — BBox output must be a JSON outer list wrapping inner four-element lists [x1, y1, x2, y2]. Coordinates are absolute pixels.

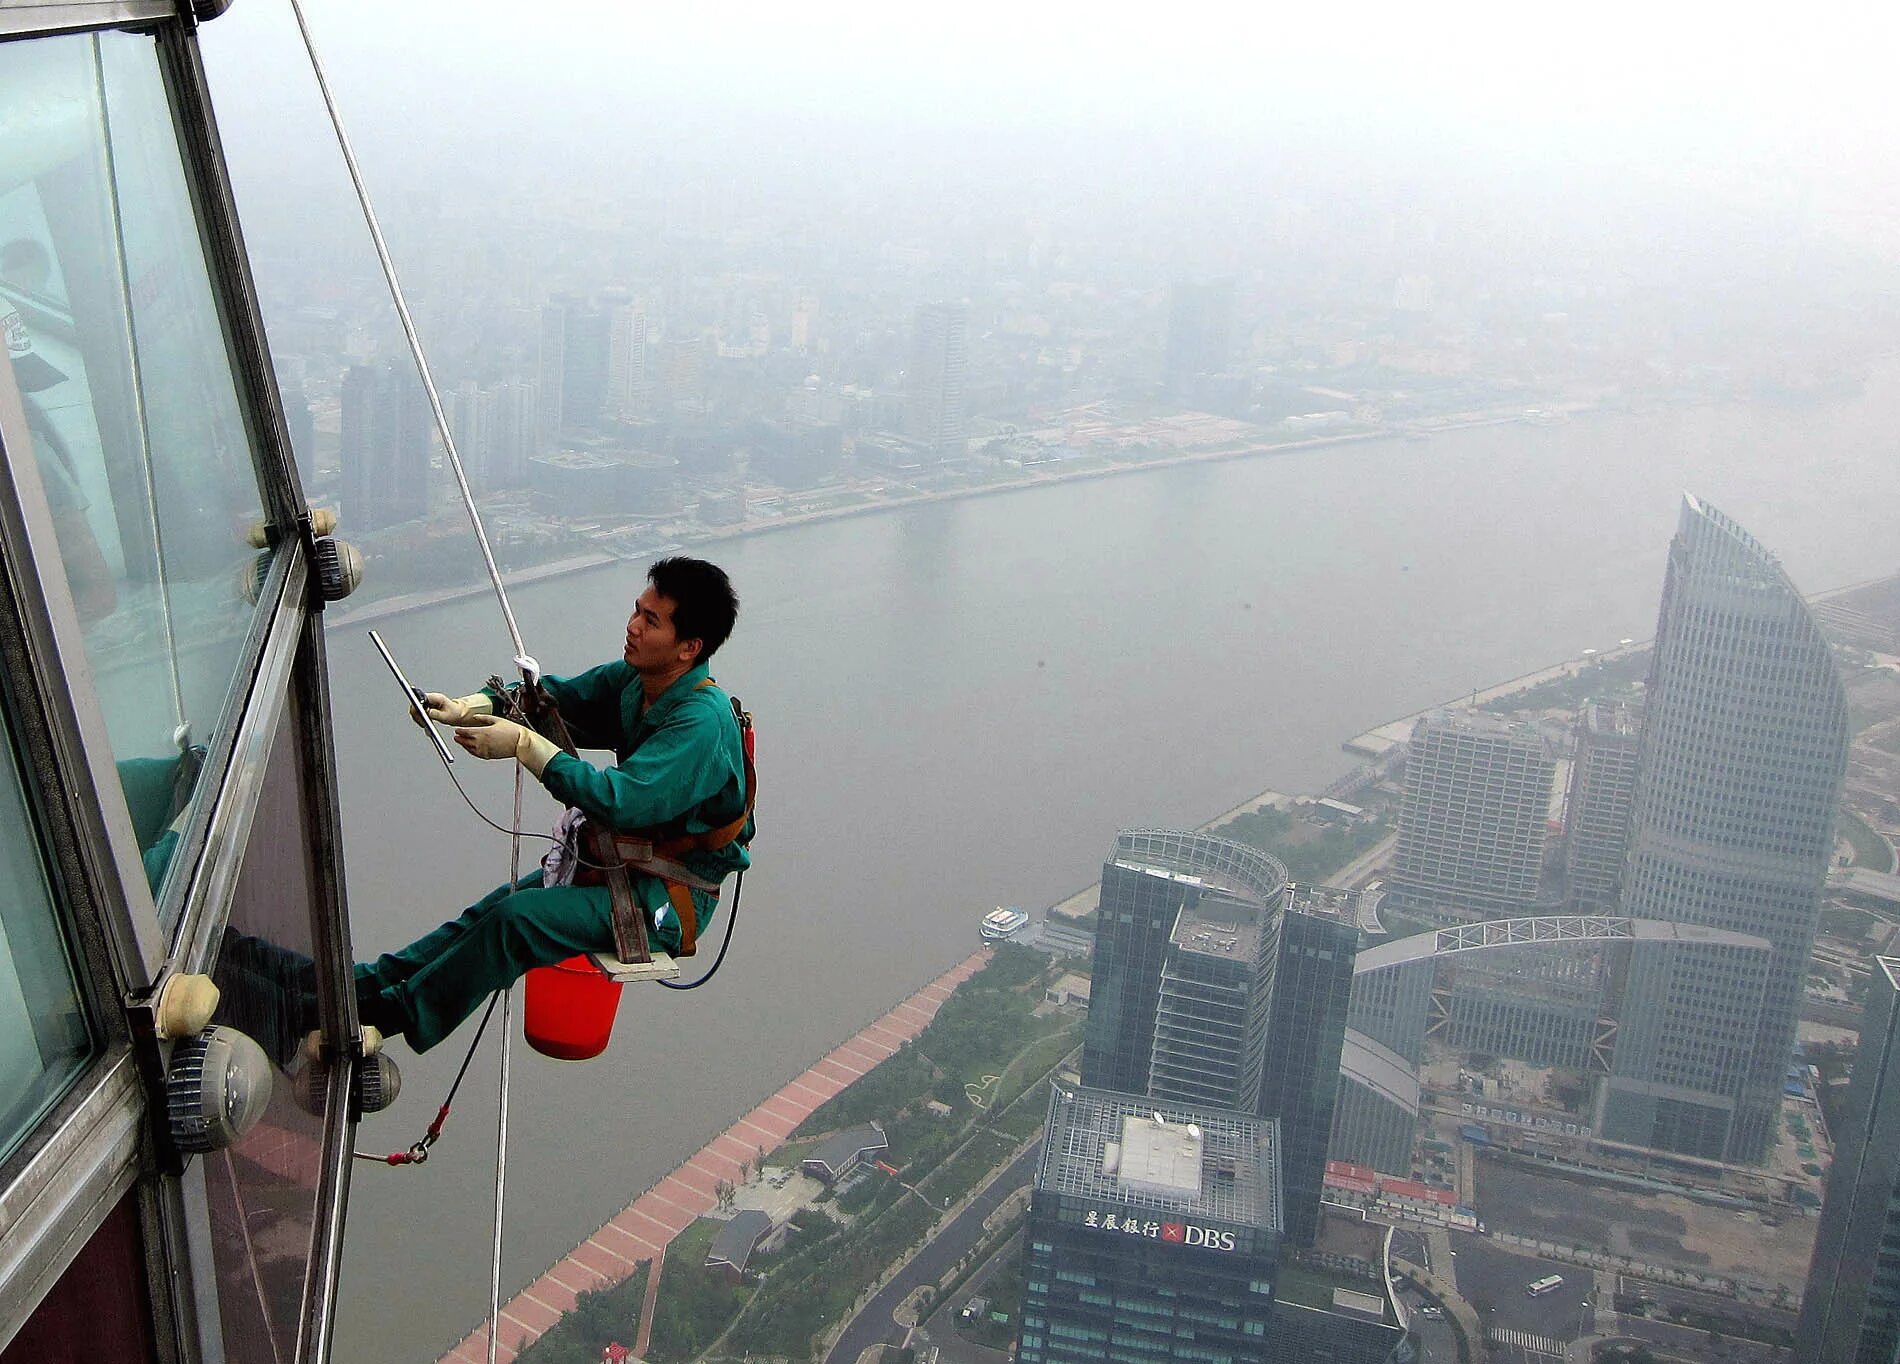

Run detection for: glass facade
[[1019, 1088, 1282, 1364], [0, 676, 94, 1164], [1796, 958, 1900, 1364], [1081, 830, 1289, 1099], [1257, 909, 1356, 1247], [0, 10, 359, 1364], [1, 29, 273, 909], [1602, 496, 1851, 1163]]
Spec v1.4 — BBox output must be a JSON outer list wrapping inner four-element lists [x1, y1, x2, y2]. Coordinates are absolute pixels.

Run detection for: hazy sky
[[203, 0, 1900, 227]]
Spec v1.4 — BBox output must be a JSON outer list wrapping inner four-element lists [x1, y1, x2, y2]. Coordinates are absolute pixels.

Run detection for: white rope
[[282, 3, 532, 1352], [487, 770, 526, 1364], [284, 0, 530, 666]]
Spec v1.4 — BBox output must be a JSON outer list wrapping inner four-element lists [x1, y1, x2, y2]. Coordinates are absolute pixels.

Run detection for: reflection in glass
[[0, 32, 271, 911], [0, 697, 94, 1165], [202, 695, 334, 1364]]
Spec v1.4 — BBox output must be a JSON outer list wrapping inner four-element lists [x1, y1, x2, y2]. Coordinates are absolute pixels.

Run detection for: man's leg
[[353, 873, 544, 998], [367, 882, 616, 1053]]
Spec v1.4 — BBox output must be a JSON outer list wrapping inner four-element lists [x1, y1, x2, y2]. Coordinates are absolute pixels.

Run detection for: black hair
[[648, 557, 738, 663]]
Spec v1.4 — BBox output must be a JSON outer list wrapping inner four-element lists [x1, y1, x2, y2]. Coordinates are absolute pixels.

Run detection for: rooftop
[[1035, 1086, 1281, 1231], [1110, 829, 1287, 906], [1169, 900, 1263, 963], [803, 1123, 887, 1175], [706, 1210, 773, 1271], [1115, 1113, 1204, 1200]]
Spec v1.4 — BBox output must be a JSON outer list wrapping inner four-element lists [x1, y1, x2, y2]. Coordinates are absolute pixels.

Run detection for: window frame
[[0, 10, 363, 1362]]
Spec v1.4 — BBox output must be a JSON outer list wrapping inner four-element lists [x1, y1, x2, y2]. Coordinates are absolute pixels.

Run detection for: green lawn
[[1841, 808, 1896, 874], [512, 1263, 649, 1364], [643, 1218, 753, 1364]]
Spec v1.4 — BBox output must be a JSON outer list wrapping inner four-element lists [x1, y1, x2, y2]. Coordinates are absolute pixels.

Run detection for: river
[[329, 370, 1900, 1361]]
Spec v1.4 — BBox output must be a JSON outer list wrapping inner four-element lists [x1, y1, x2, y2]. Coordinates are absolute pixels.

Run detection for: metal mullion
[[290, 614, 360, 1045], [0, 1051, 145, 1355], [154, 20, 311, 544], [294, 1056, 356, 1364], [168, 548, 305, 975]]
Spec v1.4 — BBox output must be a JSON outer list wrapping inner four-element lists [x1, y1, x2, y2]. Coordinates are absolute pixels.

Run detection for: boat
[[981, 906, 1030, 940]]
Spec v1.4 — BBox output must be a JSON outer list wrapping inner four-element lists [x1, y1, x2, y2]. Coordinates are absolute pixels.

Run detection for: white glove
[[412, 691, 493, 728], [454, 714, 560, 776]]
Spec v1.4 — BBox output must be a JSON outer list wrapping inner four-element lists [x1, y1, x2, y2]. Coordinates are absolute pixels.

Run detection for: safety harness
[[498, 675, 757, 961]]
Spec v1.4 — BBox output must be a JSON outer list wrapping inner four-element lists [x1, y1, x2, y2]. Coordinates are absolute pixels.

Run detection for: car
[[1418, 1305, 1444, 1320]]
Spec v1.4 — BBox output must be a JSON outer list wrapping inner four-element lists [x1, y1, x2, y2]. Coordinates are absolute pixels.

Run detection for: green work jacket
[[491, 659, 751, 940]]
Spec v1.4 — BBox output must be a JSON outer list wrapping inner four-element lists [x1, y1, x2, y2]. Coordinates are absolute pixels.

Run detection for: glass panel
[[0, 679, 94, 1165], [0, 31, 271, 912], [203, 686, 337, 1364]]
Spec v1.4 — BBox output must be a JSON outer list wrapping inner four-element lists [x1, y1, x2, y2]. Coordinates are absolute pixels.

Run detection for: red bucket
[[524, 956, 623, 1060]]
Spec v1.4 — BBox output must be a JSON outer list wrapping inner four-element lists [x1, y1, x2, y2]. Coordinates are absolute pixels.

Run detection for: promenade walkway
[[435, 948, 991, 1364]]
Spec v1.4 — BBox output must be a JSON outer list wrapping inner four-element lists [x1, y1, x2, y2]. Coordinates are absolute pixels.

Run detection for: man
[[356, 555, 748, 1053]]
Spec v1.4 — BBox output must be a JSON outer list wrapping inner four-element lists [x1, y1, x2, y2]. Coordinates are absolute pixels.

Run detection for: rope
[[489, 769, 526, 1364], [351, 992, 499, 1166], [284, 0, 529, 667], [283, 5, 526, 1352]]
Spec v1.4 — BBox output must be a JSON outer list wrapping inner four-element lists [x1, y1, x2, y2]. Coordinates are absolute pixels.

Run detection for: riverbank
[[327, 410, 1543, 631], [433, 950, 990, 1364]]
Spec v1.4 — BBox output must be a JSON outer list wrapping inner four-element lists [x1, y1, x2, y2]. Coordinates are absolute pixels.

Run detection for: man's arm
[[538, 702, 735, 832]]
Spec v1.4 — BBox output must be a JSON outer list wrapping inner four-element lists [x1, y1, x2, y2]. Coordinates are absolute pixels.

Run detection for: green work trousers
[[355, 871, 618, 1054]]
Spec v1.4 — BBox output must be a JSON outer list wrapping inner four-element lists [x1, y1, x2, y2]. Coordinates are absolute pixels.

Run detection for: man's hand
[[412, 691, 492, 729], [454, 714, 559, 776]]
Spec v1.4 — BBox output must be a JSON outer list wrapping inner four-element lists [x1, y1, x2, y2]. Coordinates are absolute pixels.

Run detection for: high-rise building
[[1078, 831, 1355, 1247], [1796, 957, 1900, 1364], [903, 301, 967, 458], [1080, 830, 1288, 1100], [1389, 712, 1556, 919], [1601, 496, 1851, 1163], [1564, 701, 1642, 907], [1149, 887, 1279, 1113], [606, 303, 648, 418], [487, 379, 537, 489], [1164, 279, 1234, 398], [339, 362, 430, 530], [1258, 908, 1358, 1246], [1016, 1087, 1283, 1364], [561, 303, 612, 431], [449, 378, 492, 486], [535, 302, 565, 449]]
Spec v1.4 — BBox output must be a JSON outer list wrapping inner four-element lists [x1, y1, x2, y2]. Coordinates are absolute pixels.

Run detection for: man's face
[[624, 584, 698, 672]]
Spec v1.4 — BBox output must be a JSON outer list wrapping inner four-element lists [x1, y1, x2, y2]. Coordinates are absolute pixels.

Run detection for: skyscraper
[[487, 379, 537, 490], [1149, 891, 1279, 1113], [606, 303, 648, 418], [1389, 711, 1556, 919], [449, 378, 492, 487], [1078, 831, 1354, 1247], [1080, 830, 1288, 1100], [1164, 278, 1234, 398], [1601, 496, 1850, 1163], [1258, 908, 1358, 1247], [1796, 957, 1900, 1364], [1016, 1087, 1283, 1364], [903, 301, 968, 458], [535, 302, 565, 450], [1564, 701, 1642, 907], [339, 362, 430, 531], [561, 303, 612, 431]]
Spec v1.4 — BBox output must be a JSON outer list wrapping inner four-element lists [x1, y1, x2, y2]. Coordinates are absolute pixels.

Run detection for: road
[[824, 1140, 1042, 1364]]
